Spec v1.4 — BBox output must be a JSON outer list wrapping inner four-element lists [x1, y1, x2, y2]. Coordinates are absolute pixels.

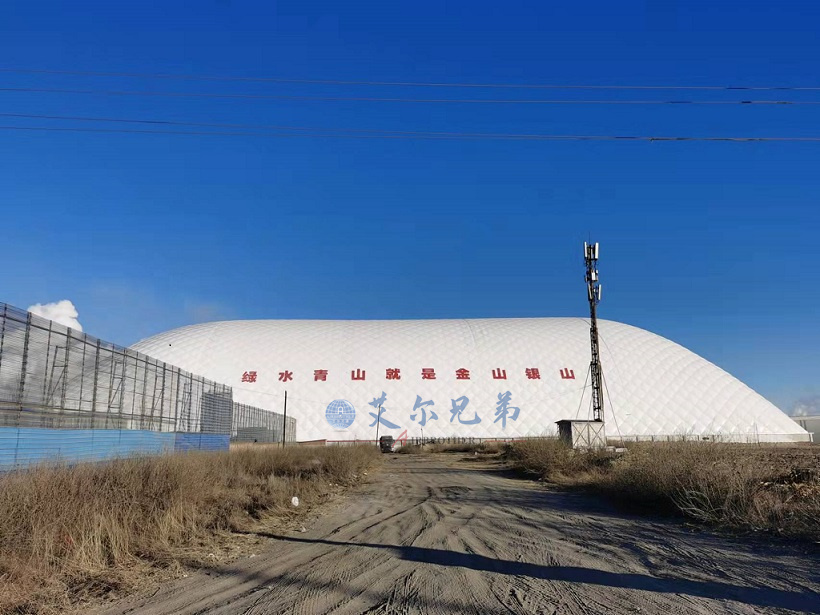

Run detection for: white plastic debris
[[291, 496, 300, 507]]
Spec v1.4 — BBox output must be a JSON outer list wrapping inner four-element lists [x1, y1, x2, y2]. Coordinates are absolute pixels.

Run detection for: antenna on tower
[[556, 242, 607, 449], [583, 241, 604, 423]]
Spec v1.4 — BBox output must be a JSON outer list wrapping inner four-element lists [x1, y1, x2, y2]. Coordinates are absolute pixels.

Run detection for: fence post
[[159, 363, 167, 431], [76, 333, 88, 423], [0, 304, 6, 372], [41, 320, 53, 409], [171, 366, 180, 433], [138, 355, 148, 430], [90, 339, 101, 428], [61, 332, 70, 417], [13, 312, 33, 467], [16, 312, 32, 411], [0, 305, 6, 430], [116, 350, 127, 430], [127, 350, 138, 430]]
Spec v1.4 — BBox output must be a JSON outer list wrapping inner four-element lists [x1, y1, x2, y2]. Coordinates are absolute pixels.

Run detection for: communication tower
[[584, 241, 604, 423], [556, 241, 607, 449]]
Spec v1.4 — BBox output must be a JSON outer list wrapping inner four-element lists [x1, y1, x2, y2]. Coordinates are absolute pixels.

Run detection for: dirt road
[[103, 454, 820, 615]]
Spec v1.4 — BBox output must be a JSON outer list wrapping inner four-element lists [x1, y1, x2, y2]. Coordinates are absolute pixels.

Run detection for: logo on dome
[[325, 399, 356, 429]]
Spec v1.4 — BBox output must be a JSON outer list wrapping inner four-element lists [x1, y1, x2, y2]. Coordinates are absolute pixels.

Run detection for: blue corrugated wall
[[0, 428, 229, 471], [173, 432, 231, 452]]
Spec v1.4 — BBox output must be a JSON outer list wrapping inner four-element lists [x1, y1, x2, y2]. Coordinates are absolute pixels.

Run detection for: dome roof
[[131, 318, 807, 443]]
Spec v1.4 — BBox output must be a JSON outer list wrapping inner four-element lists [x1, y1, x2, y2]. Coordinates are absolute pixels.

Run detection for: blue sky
[[1, 1, 818, 414]]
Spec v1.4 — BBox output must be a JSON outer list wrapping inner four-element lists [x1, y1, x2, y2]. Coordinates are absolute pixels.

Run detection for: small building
[[556, 419, 606, 449]]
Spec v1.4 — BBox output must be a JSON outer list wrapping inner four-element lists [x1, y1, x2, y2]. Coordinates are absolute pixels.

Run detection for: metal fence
[[0, 302, 293, 469], [0, 303, 233, 433], [232, 402, 296, 443]]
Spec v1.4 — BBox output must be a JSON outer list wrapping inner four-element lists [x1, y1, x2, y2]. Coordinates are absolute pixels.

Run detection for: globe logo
[[325, 399, 356, 429]]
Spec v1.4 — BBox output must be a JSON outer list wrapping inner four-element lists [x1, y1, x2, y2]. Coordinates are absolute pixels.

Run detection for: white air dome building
[[131, 318, 809, 444]]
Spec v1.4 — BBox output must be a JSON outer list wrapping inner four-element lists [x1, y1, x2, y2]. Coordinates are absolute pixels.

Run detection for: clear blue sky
[[1, 1, 818, 414]]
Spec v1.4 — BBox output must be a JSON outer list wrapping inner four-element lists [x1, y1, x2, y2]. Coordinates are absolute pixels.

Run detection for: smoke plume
[[27, 300, 83, 331]]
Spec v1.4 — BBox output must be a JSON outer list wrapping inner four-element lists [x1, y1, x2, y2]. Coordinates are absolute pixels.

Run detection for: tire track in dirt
[[99, 455, 820, 615]]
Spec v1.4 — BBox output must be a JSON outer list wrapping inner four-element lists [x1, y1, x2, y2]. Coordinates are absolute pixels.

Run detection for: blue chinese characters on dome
[[325, 399, 356, 429]]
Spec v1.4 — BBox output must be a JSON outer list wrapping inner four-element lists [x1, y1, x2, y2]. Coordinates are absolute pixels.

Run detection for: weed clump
[[0, 445, 379, 613], [506, 439, 820, 539]]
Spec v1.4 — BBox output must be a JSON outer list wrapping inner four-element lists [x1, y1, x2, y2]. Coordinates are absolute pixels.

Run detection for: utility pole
[[584, 242, 604, 423], [281, 390, 288, 448], [375, 405, 382, 443]]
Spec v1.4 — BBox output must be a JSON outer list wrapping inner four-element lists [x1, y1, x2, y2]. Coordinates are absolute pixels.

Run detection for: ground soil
[[96, 454, 820, 615]]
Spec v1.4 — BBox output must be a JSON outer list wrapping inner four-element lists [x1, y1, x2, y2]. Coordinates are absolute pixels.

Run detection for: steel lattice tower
[[584, 242, 604, 423]]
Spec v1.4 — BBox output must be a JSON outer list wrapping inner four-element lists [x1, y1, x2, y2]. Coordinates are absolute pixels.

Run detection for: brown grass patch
[[507, 439, 820, 540], [0, 445, 380, 613], [396, 441, 506, 455]]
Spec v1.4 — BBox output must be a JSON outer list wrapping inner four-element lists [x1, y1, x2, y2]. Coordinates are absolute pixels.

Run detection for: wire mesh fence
[[232, 402, 296, 444], [0, 302, 293, 469], [0, 303, 232, 433]]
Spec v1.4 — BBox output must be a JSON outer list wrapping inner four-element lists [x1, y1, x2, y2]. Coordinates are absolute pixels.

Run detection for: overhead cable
[[3, 124, 820, 142], [2, 67, 819, 91], [1, 87, 818, 105], [0, 111, 524, 134]]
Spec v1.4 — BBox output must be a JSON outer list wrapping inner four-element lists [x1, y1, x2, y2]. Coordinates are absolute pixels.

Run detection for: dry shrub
[[603, 443, 820, 536], [475, 441, 506, 454], [506, 438, 612, 481], [508, 440, 820, 540], [602, 443, 750, 518], [0, 445, 379, 613]]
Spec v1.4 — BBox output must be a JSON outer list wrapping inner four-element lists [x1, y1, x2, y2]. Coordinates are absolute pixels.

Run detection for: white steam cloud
[[790, 396, 820, 417], [27, 300, 83, 332]]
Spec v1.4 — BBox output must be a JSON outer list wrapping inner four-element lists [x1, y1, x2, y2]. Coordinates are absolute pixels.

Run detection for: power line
[[0, 111, 532, 135], [1, 87, 819, 105], [3, 124, 820, 142], [2, 67, 820, 91], [8, 112, 820, 141]]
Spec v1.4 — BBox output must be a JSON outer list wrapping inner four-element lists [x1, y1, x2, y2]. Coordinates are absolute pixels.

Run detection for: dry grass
[[507, 439, 820, 540], [506, 438, 612, 481], [396, 442, 506, 455], [0, 445, 380, 614]]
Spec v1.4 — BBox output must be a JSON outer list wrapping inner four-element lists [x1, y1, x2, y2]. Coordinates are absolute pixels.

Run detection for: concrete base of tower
[[556, 419, 607, 450]]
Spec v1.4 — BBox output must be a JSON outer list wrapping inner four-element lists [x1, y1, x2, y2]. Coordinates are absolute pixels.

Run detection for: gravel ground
[[98, 454, 820, 615]]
